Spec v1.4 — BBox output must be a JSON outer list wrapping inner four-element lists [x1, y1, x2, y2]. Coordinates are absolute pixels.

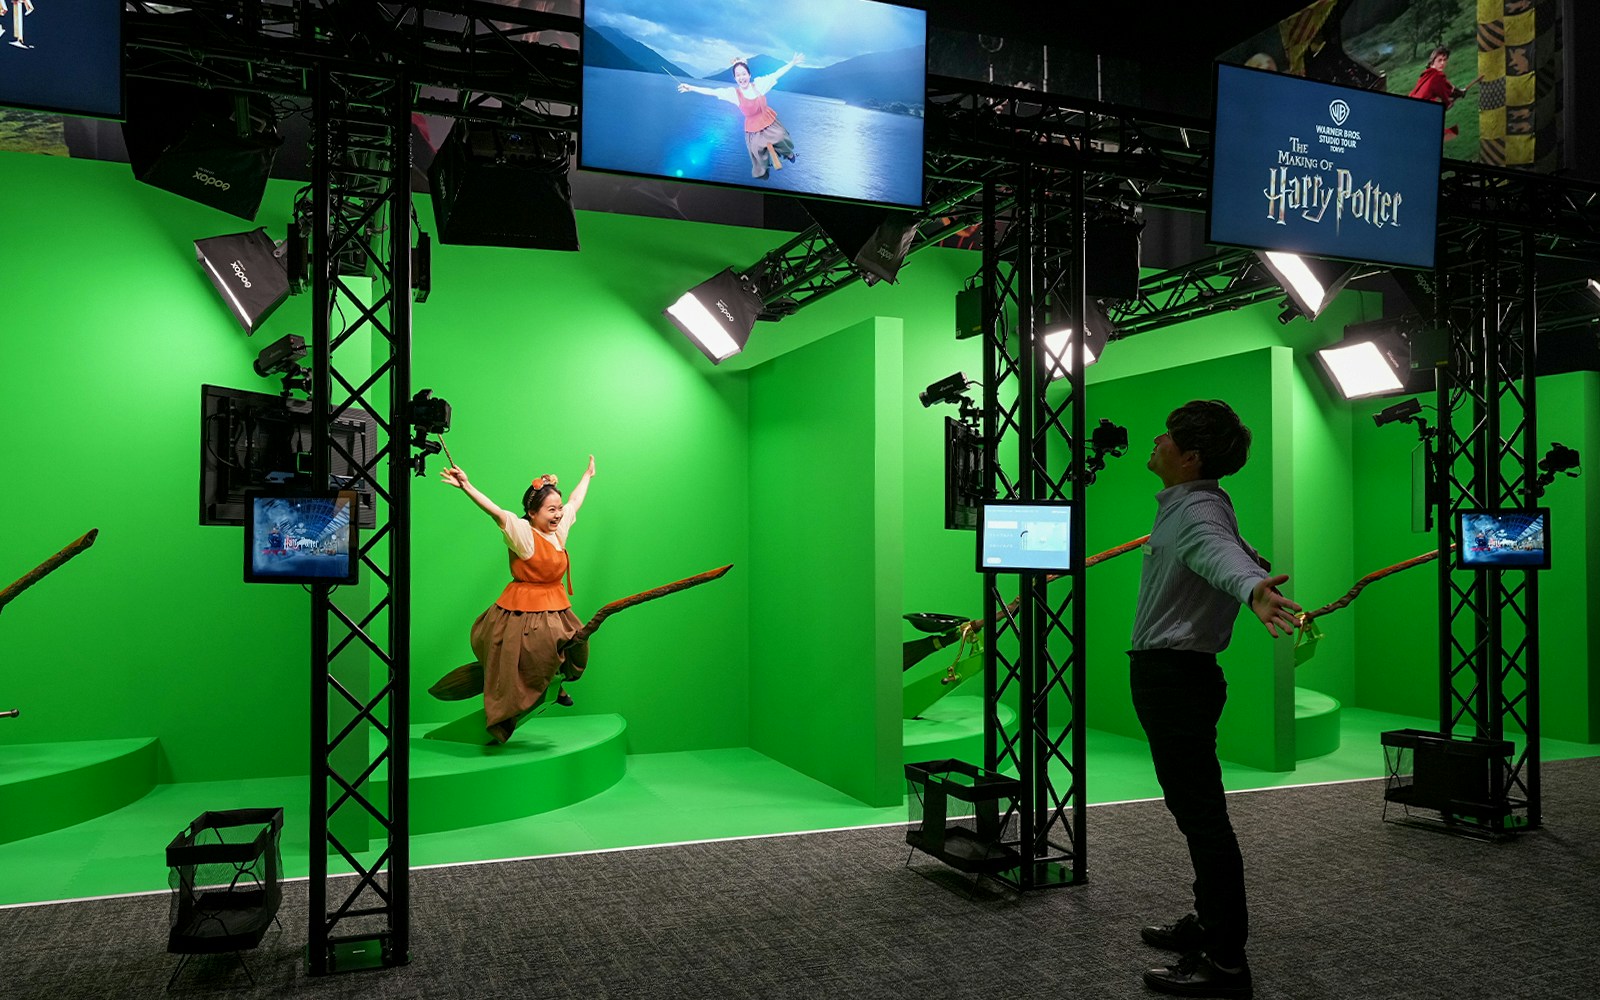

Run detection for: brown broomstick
[[429, 564, 734, 700], [1298, 545, 1453, 627], [0, 529, 99, 615], [902, 534, 1153, 674], [990, 533, 1151, 625]]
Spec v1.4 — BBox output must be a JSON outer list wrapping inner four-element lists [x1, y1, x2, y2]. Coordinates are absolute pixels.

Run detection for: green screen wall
[[747, 318, 904, 806], [3, 146, 1592, 798]]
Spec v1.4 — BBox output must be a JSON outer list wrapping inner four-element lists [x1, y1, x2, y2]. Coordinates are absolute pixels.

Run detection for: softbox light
[[664, 269, 762, 365], [1041, 292, 1113, 381], [1314, 319, 1416, 400], [1257, 251, 1356, 322], [195, 228, 291, 335], [803, 201, 920, 285], [428, 124, 579, 250], [123, 80, 281, 221]]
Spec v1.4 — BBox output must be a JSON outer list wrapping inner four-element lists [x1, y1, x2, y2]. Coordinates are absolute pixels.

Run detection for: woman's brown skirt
[[470, 604, 584, 743], [745, 121, 795, 178]]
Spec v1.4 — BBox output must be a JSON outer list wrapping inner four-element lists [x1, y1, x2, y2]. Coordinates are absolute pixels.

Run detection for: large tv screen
[[579, 0, 927, 209], [1208, 62, 1442, 270], [0, 0, 122, 119]]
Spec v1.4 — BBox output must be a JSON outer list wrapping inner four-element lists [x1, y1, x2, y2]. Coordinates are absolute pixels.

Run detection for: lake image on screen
[[582, 67, 924, 207]]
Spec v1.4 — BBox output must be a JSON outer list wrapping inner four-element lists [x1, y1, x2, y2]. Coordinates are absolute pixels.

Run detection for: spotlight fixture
[[1257, 250, 1355, 322], [1041, 292, 1112, 381], [1315, 319, 1419, 400], [195, 228, 291, 334], [664, 269, 763, 365], [919, 372, 973, 408]]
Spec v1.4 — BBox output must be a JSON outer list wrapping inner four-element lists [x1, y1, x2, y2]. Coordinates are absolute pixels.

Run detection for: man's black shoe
[[1140, 913, 1205, 951], [1143, 952, 1252, 998]]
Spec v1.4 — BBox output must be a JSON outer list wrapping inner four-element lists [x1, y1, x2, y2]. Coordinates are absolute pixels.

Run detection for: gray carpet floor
[[2, 758, 1595, 999]]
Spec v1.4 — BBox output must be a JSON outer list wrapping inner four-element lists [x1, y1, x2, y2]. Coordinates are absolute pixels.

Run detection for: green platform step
[[0, 738, 159, 844], [904, 695, 1016, 765], [369, 714, 630, 836], [1294, 687, 1343, 761]]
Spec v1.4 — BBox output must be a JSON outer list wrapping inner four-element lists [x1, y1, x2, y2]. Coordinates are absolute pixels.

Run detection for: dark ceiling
[[920, 0, 1316, 116]]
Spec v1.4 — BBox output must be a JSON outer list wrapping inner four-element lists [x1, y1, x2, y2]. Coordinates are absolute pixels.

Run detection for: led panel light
[[663, 269, 762, 365], [1316, 341, 1405, 399]]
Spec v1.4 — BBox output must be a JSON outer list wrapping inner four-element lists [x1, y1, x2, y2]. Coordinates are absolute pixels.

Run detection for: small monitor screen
[[579, 0, 927, 209], [1208, 62, 1442, 269], [244, 490, 359, 585], [977, 501, 1075, 573], [0, 0, 123, 119], [1456, 508, 1549, 570]]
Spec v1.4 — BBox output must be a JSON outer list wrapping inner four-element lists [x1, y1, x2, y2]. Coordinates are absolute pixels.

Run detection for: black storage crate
[[1381, 729, 1515, 820], [904, 759, 1023, 874], [166, 807, 284, 956]]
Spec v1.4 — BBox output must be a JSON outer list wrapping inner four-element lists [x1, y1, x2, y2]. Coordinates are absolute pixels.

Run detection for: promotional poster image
[[1217, 0, 1567, 173], [1209, 63, 1442, 270], [579, 0, 927, 209], [1459, 510, 1550, 570], [0, 0, 122, 119], [245, 492, 357, 585]]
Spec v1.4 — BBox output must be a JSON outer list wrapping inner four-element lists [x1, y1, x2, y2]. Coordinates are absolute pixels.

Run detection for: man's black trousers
[[1129, 648, 1248, 966]]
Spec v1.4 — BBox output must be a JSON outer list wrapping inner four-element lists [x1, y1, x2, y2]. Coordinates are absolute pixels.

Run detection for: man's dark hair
[[1427, 46, 1450, 62], [1166, 400, 1252, 479]]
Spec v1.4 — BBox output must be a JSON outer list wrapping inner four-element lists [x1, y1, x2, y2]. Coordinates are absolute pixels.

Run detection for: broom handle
[[0, 529, 99, 614]]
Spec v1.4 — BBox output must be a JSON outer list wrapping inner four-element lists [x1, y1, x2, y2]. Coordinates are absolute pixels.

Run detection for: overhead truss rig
[[122, 4, 1600, 336]]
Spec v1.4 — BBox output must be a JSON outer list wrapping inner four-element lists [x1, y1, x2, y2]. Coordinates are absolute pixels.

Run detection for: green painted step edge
[[0, 738, 159, 845], [366, 716, 629, 836], [1294, 687, 1342, 761]]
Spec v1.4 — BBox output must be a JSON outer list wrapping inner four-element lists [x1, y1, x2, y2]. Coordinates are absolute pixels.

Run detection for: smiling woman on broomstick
[[677, 53, 804, 179], [439, 456, 595, 743]]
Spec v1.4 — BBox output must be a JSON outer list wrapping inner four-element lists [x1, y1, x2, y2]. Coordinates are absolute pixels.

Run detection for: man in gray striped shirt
[[1132, 400, 1300, 999]]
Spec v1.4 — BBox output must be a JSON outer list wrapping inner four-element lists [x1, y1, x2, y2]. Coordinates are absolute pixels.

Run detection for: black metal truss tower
[[977, 160, 1090, 890], [123, 0, 587, 972], [304, 62, 415, 972], [1430, 183, 1543, 832]]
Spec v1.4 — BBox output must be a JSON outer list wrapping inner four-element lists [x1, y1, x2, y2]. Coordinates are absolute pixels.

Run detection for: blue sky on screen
[[586, 0, 924, 78]]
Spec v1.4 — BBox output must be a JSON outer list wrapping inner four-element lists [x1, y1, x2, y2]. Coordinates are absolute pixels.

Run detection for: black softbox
[[428, 124, 580, 251], [122, 80, 281, 221], [804, 201, 920, 285]]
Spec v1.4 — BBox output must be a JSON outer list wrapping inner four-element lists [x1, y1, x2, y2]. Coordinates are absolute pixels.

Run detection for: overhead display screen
[[1208, 62, 1443, 270], [0, 0, 123, 119], [579, 0, 927, 209]]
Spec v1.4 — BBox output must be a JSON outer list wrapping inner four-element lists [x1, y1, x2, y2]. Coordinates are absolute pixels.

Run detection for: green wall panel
[[748, 318, 904, 806], [1081, 347, 1295, 771]]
